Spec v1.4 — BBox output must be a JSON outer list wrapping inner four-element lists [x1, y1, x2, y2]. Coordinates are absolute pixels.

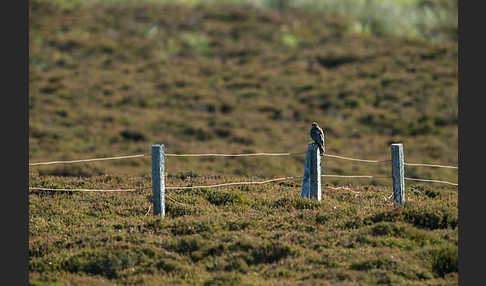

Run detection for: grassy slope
[[29, 1, 458, 181], [29, 1, 458, 285]]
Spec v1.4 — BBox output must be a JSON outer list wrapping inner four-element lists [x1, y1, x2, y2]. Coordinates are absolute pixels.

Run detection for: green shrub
[[166, 203, 196, 218], [170, 219, 216, 235], [204, 190, 247, 206], [343, 216, 363, 229], [223, 256, 249, 273], [38, 165, 104, 177], [250, 241, 296, 264], [368, 210, 401, 224], [272, 197, 293, 208], [273, 197, 320, 210], [403, 207, 456, 230], [316, 213, 330, 224], [432, 245, 458, 277], [155, 259, 181, 273], [168, 236, 208, 255], [143, 218, 165, 233], [371, 222, 403, 236], [62, 249, 140, 279], [227, 219, 251, 231], [349, 258, 396, 272], [294, 198, 320, 210], [119, 130, 146, 142], [29, 278, 64, 286], [203, 273, 242, 286], [183, 127, 214, 141], [350, 259, 383, 271]]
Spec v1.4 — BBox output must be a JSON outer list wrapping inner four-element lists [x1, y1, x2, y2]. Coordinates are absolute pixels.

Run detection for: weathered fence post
[[152, 144, 165, 217], [391, 143, 405, 206], [301, 142, 321, 201], [301, 145, 311, 199]]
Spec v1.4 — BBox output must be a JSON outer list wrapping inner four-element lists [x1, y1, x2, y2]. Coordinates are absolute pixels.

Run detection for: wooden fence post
[[391, 143, 405, 206], [152, 144, 165, 217], [301, 145, 311, 199], [301, 142, 321, 201]]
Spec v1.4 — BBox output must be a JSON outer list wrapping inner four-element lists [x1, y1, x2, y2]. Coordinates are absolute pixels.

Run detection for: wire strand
[[165, 152, 304, 157], [164, 176, 300, 190], [404, 162, 458, 169], [29, 152, 458, 170], [28, 152, 304, 166], [404, 177, 458, 186], [323, 153, 389, 163], [144, 205, 152, 216], [166, 195, 188, 206], [148, 175, 391, 191], [29, 154, 145, 166], [29, 187, 137, 192], [322, 175, 391, 179]]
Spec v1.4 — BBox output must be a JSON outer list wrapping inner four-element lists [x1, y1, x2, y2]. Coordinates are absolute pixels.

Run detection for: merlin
[[310, 121, 325, 155]]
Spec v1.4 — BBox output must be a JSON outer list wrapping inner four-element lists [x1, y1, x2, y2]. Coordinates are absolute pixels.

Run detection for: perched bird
[[310, 122, 325, 155]]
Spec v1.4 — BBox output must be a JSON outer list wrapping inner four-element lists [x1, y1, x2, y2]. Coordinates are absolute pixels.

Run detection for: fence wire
[[29, 154, 145, 166], [29, 187, 137, 192], [404, 177, 458, 186], [323, 175, 390, 179], [323, 154, 390, 163], [166, 152, 305, 157], [29, 174, 458, 193], [164, 176, 300, 190], [29, 149, 458, 191], [30, 170, 459, 193], [404, 162, 458, 169], [166, 195, 188, 206], [29, 151, 457, 169]]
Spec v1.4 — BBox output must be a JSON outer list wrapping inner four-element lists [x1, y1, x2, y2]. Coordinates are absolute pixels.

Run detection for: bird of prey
[[310, 122, 325, 155]]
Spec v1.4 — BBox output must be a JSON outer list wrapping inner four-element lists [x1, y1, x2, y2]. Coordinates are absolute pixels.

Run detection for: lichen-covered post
[[391, 143, 405, 206], [152, 144, 165, 217], [302, 142, 321, 201]]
